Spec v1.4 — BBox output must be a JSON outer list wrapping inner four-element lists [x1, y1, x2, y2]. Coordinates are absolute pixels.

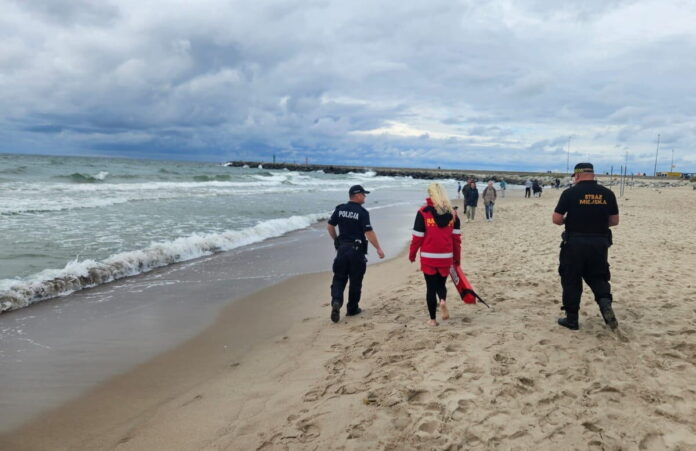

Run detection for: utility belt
[[335, 238, 367, 253], [561, 230, 612, 246]]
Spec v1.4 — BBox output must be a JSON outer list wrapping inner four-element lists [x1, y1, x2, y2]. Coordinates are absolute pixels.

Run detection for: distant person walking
[[461, 178, 473, 213], [532, 180, 542, 197], [524, 179, 532, 198], [482, 181, 497, 222], [457, 181, 462, 199], [409, 183, 461, 326], [499, 179, 507, 198], [464, 180, 479, 222], [552, 163, 619, 331], [327, 185, 385, 323]]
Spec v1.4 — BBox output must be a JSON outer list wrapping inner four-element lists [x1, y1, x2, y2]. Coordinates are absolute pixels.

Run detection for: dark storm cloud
[[1, 0, 695, 171]]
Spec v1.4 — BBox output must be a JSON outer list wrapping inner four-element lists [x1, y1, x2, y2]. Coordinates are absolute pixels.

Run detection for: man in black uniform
[[552, 163, 620, 331], [327, 185, 385, 323]]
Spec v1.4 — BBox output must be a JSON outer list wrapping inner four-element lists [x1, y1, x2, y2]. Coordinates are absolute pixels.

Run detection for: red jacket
[[409, 199, 461, 272]]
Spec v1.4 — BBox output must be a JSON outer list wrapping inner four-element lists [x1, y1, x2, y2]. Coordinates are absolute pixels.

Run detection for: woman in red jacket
[[409, 183, 462, 326]]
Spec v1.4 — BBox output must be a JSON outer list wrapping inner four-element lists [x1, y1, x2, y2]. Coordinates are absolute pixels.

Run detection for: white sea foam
[[1, 169, 423, 215], [95, 171, 109, 180], [0, 212, 328, 312]]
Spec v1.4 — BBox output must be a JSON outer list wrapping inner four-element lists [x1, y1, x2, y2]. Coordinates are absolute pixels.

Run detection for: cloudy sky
[[1, 0, 695, 172]]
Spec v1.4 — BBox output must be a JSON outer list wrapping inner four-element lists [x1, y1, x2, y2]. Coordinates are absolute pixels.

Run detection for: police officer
[[552, 162, 619, 330], [327, 185, 385, 323]]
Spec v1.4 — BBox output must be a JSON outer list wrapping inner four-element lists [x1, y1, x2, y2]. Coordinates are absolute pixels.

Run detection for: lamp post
[[671, 149, 674, 171], [653, 133, 660, 176], [566, 136, 571, 174]]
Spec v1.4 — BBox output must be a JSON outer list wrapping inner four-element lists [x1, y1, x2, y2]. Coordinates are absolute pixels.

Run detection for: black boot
[[557, 309, 579, 330], [346, 307, 362, 316], [331, 301, 341, 323], [557, 317, 579, 330], [597, 298, 618, 330]]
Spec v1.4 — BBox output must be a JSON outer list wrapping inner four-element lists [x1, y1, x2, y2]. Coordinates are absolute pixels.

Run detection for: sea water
[[0, 153, 451, 312]]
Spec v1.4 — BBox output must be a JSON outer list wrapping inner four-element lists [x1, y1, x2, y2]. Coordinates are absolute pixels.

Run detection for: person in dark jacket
[[461, 178, 473, 213], [532, 180, 542, 197], [464, 180, 479, 222], [409, 183, 461, 326], [552, 162, 619, 331], [327, 185, 385, 323]]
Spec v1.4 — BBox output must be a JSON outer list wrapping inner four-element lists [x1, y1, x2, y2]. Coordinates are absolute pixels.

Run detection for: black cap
[[349, 184, 370, 195], [573, 162, 594, 174]]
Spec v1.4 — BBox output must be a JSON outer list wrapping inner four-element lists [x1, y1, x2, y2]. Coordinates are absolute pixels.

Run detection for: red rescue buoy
[[449, 265, 489, 307]]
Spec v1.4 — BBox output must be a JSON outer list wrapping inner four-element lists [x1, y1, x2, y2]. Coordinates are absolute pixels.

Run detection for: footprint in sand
[[362, 342, 380, 357], [294, 418, 321, 443], [405, 388, 429, 404], [639, 432, 666, 450], [417, 419, 439, 434]]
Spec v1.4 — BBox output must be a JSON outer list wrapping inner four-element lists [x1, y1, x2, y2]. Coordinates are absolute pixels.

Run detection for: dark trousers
[[424, 272, 448, 319], [331, 246, 367, 313], [525, 187, 531, 198], [558, 235, 612, 320]]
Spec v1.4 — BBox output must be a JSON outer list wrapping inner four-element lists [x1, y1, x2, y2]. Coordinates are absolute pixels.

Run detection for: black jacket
[[464, 187, 479, 206]]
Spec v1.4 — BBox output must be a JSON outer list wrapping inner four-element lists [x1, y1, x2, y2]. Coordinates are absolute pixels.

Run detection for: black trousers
[[525, 187, 531, 198], [558, 235, 612, 320], [331, 245, 367, 313], [424, 272, 447, 319]]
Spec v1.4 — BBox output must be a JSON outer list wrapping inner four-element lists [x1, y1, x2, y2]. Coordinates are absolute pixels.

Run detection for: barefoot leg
[[439, 300, 450, 320]]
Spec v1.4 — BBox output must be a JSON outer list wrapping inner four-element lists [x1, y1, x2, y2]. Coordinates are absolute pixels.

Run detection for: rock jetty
[[223, 161, 569, 186], [224, 161, 694, 188]]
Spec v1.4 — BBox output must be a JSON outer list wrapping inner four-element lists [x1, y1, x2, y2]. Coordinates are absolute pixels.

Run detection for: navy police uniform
[[554, 163, 619, 329], [328, 195, 372, 315]]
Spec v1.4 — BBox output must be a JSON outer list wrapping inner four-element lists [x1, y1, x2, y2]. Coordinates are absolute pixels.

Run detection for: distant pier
[[224, 161, 691, 188], [223, 161, 560, 185]]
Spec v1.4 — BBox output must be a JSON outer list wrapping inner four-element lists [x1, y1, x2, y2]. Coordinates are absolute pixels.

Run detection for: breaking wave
[[55, 172, 109, 183], [0, 212, 328, 312]]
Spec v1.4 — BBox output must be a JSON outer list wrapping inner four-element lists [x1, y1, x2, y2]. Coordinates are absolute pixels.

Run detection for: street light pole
[[566, 136, 571, 174], [653, 133, 660, 176], [671, 148, 674, 171]]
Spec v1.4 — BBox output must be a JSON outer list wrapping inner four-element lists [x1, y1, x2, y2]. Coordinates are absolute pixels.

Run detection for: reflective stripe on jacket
[[409, 199, 461, 268]]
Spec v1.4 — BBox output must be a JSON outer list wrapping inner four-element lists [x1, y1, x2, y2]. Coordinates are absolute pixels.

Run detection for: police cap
[[349, 185, 370, 195]]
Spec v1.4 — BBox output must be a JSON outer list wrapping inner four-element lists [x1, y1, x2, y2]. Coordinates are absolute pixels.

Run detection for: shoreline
[[0, 245, 415, 450], [3, 187, 695, 449], [0, 200, 418, 435]]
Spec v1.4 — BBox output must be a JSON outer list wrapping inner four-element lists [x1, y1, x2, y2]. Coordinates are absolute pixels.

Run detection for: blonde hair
[[427, 183, 453, 215]]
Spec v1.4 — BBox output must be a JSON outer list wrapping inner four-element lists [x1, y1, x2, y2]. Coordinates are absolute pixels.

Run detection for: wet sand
[[2, 186, 695, 450], [0, 202, 418, 434]]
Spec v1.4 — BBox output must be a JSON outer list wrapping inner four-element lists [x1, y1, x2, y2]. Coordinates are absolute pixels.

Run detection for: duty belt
[[562, 230, 613, 246], [564, 232, 608, 238]]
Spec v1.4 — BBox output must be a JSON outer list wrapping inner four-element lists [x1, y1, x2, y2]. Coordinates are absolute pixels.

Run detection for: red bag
[[449, 265, 489, 307]]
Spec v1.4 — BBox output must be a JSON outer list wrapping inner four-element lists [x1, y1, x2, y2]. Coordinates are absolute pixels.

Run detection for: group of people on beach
[[328, 162, 619, 331], [456, 179, 501, 222]]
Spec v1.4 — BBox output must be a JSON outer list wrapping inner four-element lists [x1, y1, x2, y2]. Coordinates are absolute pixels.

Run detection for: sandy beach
[[2, 185, 695, 450]]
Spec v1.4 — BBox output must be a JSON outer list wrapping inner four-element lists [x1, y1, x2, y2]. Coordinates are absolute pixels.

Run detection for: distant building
[[656, 171, 683, 178]]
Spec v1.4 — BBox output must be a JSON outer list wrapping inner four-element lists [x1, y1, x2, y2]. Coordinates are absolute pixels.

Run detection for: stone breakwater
[[224, 161, 694, 188], [224, 161, 565, 186]]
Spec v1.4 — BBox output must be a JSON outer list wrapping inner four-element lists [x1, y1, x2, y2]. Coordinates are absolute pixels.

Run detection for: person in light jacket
[[482, 180, 497, 222]]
